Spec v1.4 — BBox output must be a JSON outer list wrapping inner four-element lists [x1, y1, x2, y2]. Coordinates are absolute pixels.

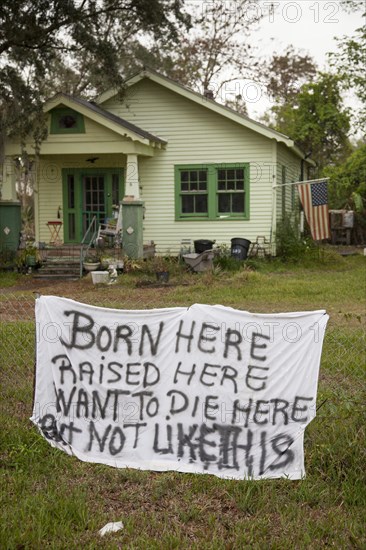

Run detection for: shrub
[[275, 215, 315, 261], [213, 243, 243, 271]]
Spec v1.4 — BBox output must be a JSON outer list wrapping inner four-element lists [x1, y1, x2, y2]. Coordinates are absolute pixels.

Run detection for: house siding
[[46, 115, 129, 146], [8, 77, 308, 254], [101, 79, 276, 253], [276, 143, 302, 225]]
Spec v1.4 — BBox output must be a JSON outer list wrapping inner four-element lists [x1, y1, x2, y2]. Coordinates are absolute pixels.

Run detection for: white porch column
[[125, 154, 140, 199], [1, 157, 17, 200]]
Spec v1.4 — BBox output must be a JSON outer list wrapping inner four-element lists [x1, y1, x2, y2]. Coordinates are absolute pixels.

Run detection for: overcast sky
[[257, 0, 363, 64], [246, 0, 365, 117]]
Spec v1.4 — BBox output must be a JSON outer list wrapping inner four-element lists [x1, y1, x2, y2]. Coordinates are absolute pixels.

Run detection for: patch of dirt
[[0, 275, 83, 294]]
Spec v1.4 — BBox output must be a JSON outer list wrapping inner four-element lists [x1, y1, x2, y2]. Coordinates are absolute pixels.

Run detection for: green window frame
[[50, 108, 85, 134], [175, 163, 249, 221]]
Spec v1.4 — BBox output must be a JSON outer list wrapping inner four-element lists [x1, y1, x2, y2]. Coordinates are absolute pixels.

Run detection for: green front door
[[62, 168, 124, 243], [82, 174, 106, 234]]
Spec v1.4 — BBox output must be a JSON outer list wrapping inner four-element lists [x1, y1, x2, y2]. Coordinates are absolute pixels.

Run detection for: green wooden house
[[2, 69, 314, 255]]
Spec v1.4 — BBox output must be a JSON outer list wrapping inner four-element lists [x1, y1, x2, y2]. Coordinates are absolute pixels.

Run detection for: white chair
[[97, 206, 122, 248]]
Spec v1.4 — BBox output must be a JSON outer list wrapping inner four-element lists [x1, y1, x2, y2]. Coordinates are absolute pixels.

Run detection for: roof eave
[[96, 70, 317, 162], [96, 69, 295, 146], [290, 144, 317, 166], [44, 93, 165, 146]]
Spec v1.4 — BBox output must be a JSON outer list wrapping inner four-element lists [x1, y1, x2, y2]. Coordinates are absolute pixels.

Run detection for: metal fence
[[1, 287, 364, 420]]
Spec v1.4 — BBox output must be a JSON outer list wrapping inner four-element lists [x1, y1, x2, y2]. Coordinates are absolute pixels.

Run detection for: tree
[[265, 73, 352, 172], [224, 95, 248, 116], [265, 46, 317, 103], [328, 18, 366, 131], [323, 142, 366, 209], [0, 1, 188, 63], [158, 0, 264, 102], [324, 142, 366, 242], [338, 0, 364, 12], [0, 0, 190, 154]]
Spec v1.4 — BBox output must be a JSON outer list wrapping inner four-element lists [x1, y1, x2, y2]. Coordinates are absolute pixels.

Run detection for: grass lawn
[[0, 253, 365, 548]]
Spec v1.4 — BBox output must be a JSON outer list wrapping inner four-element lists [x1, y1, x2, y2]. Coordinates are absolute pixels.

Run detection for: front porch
[[32, 152, 148, 247], [2, 91, 166, 263], [32, 242, 156, 279]]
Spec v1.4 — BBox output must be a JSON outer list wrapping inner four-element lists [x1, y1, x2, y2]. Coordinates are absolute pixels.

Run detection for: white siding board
[[45, 115, 131, 145], [103, 79, 275, 253], [34, 78, 305, 253], [276, 144, 302, 226]]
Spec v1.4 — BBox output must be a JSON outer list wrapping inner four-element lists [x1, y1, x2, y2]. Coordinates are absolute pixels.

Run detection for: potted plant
[[16, 246, 42, 273], [100, 255, 115, 269], [83, 253, 100, 272], [151, 255, 170, 283]]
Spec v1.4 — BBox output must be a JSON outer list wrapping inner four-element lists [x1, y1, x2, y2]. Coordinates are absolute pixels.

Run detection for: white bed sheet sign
[[31, 296, 329, 480]]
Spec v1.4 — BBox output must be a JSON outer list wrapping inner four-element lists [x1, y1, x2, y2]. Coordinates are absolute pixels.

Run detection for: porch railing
[[79, 215, 97, 278]]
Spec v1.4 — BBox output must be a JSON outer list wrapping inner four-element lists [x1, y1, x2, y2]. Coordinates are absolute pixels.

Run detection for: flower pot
[[26, 255, 36, 267], [156, 270, 169, 283], [83, 261, 100, 272]]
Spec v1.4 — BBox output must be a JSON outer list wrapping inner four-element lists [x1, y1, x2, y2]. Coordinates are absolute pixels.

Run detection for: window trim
[[50, 108, 85, 134], [177, 167, 209, 218], [174, 163, 250, 221]]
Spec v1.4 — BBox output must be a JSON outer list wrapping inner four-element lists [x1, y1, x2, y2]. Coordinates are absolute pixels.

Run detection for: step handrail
[[80, 216, 97, 278]]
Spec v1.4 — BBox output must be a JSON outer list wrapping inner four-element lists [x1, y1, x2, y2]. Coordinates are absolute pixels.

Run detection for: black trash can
[[194, 239, 215, 254], [231, 238, 251, 260]]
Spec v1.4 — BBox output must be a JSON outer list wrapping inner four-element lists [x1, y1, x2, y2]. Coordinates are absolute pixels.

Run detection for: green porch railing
[[79, 215, 97, 278]]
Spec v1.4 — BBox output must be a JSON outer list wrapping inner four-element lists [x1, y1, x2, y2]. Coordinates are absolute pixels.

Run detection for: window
[[50, 108, 85, 134], [180, 169, 208, 216], [66, 174, 76, 241], [175, 163, 249, 221], [217, 168, 245, 215]]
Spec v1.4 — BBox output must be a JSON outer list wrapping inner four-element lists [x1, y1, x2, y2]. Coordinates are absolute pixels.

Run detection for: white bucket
[[91, 271, 109, 285]]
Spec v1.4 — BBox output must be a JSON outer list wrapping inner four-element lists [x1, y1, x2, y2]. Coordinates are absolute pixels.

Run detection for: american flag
[[298, 181, 330, 241]]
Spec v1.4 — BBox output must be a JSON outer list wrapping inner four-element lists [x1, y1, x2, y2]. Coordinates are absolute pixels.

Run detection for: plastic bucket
[[194, 239, 215, 254], [231, 238, 251, 260]]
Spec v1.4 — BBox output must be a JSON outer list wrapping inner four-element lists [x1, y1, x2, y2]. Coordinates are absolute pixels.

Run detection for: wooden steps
[[32, 243, 155, 279], [33, 255, 80, 280]]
